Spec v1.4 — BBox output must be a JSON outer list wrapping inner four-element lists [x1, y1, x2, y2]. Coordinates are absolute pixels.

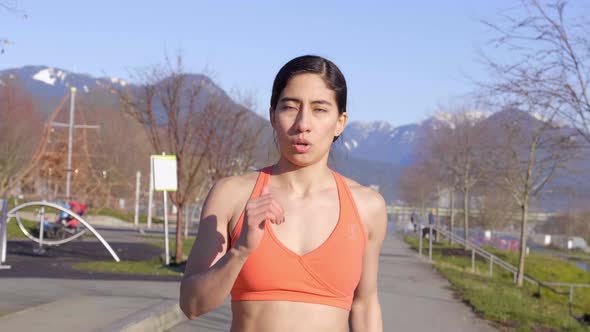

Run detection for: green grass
[[404, 236, 590, 331], [5, 219, 37, 238], [144, 235, 196, 258], [72, 236, 196, 276], [73, 258, 182, 276], [88, 207, 164, 224]]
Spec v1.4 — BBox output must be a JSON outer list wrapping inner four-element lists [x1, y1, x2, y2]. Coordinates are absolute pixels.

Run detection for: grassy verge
[[6, 219, 37, 238], [88, 207, 164, 224], [404, 236, 590, 331], [145, 235, 196, 257], [72, 236, 196, 276], [535, 248, 590, 265], [74, 258, 181, 276]]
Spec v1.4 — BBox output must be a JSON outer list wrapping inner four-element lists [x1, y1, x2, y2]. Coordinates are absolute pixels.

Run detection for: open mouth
[[292, 139, 311, 153]]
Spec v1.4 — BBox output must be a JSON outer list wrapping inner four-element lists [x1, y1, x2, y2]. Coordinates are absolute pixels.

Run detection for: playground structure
[[5, 89, 127, 206], [0, 200, 120, 264]]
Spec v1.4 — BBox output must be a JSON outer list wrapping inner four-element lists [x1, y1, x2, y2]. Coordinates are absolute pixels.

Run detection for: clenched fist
[[234, 187, 284, 256]]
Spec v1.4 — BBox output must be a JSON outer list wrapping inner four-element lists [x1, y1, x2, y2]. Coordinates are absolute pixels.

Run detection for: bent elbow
[[179, 295, 222, 319], [179, 277, 226, 319], [180, 298, 206, 320]]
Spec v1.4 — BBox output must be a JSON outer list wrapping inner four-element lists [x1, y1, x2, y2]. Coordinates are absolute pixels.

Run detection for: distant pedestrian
[[428, 209, 438, 241], [428, 209, 435, 225], [410, 211, 417, 232]]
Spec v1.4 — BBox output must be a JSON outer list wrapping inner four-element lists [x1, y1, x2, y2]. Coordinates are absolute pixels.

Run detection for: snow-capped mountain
[[3, 65, 589, 204], [0, 65, 127, 98], [338, 121, 419, 165], [427, 110, 491, 129]]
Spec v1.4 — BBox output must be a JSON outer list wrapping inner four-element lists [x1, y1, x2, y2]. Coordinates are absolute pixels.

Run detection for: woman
[[180, 55, 387, 332]]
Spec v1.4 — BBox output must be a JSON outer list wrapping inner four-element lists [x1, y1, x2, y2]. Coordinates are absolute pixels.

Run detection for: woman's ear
[[335, 112, 347, 136]]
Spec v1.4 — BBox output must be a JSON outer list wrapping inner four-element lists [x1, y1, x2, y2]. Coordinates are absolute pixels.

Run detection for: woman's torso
[[226, 167, 367, 331]]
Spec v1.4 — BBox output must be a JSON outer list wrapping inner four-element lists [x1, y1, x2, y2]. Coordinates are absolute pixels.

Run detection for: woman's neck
[[271, 159, 333, 195]]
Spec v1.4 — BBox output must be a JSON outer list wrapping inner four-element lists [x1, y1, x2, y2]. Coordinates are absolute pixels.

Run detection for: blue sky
[[2, 0, 519, 125]]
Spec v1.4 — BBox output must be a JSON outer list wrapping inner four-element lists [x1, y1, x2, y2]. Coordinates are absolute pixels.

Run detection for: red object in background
[[68, 201, 88, 215], [65, 201, 88, 228]]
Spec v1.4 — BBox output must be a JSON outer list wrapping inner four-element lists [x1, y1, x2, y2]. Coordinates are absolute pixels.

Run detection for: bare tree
[[0, 79, 42, 196], [482, 0, 590, 143], [115, 55, 266, 262], [416, 122, 460, 236], [481, 107, 577, 287], [482, 0, 587, 286], [425, 111, 486, 243], [203, 95, 267, 182], [82, 91, 152, 207], [472, 182, 519, 232], [398, 162, 438, 220]]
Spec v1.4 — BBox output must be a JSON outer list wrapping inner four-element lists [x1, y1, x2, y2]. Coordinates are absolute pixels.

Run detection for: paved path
[[0, 233, 496, 331], [171, 234, 497, 331], [0, 278, 180, 330]]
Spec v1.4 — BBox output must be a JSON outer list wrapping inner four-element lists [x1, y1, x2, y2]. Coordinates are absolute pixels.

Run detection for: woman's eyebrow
[[279, 97, 301, 104], [279, 97, 333, 106], [311, 100, 333, 106]]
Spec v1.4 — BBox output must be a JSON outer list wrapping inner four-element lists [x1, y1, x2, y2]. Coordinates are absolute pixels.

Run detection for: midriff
[[230, 300, 349, 332]]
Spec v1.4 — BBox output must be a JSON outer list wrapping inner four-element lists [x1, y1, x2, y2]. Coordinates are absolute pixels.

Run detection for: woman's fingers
[[246, 187, 285, 225]]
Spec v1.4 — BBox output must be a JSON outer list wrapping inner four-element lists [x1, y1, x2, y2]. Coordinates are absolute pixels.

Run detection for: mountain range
[[2, 66, 589, 208]]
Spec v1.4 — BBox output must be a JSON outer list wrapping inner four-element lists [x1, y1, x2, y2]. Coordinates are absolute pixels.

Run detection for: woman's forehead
[[280, 73, 336, 102]]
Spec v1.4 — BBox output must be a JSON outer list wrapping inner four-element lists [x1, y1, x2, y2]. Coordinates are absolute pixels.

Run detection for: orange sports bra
[[230, 167, 367, 311]]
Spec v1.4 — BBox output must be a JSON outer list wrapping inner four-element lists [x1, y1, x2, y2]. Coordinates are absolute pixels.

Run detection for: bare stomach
[[230, 300, 350, 332]]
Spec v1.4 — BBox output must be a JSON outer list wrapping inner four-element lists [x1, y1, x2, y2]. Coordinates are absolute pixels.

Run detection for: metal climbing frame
[[3, 201, 120, 262]]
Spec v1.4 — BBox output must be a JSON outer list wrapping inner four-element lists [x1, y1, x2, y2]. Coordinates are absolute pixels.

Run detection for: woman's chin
[[282, 153, 324, 168]]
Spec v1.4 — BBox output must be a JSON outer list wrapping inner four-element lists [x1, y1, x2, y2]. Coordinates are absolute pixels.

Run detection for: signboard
[[151, 155, 178, 192]]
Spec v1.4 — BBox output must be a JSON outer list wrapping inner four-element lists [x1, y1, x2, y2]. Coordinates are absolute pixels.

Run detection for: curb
[[98, 299, 187, 332]]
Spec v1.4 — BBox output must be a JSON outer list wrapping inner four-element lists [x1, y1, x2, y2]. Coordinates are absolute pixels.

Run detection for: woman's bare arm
[[349, 186, 387, 332], [179, 177, 249, 318], [179, 175, 284, 319]]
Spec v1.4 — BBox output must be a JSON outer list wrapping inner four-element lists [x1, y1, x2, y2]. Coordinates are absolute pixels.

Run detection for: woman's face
[[271, 73, 347, 167]]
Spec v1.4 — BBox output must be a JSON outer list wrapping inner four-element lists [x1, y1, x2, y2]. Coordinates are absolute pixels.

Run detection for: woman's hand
[[234, 186, 284, 256]]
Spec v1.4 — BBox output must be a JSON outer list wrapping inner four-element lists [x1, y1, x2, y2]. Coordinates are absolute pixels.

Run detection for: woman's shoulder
[[211, 169, 262, 197], [338, 174, 387, 234], [203, 169, 264, 225], [339, 175, 385, 208]]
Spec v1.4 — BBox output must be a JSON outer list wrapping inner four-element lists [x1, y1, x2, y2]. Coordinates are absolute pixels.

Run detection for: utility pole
[[50, 87, 99, 200]]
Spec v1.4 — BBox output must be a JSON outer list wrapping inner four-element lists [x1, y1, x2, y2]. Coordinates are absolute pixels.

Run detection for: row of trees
[[400, 0, 590, 287], [0, 81, 42, 195], [1, 56, 272, 263], [114, 56, 271, 262]]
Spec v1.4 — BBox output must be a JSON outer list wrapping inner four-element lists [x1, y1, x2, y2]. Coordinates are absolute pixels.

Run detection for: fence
[[416, 224, 590, 321]]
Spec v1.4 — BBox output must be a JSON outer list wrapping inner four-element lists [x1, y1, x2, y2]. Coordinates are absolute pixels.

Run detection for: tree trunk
[[463, 187, 469, 245], [450, 189, 455, 244], [517, 199, 529, 287], [175, 204, 184, 262]]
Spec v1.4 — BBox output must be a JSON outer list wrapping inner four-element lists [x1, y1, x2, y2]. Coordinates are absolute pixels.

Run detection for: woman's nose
[[294, 109, 311, 132]]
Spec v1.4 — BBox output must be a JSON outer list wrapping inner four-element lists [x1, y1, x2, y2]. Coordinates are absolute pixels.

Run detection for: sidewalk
[[0, 278, 185, 331], [171, 234, 497, 331], [0, 234, 497, 331]]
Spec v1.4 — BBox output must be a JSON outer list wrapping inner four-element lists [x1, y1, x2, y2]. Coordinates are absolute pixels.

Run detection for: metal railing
[[416, 224, 590, 320]]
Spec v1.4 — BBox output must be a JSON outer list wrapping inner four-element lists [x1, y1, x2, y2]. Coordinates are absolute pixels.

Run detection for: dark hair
[[270, 55, 347, 141]]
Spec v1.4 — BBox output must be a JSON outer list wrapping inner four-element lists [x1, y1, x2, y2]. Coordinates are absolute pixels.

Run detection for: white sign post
[[0, 199, 11, 269], [147, 161, 154, 229], [134, 171, 141, 228], [151, 154, 177, 266]]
